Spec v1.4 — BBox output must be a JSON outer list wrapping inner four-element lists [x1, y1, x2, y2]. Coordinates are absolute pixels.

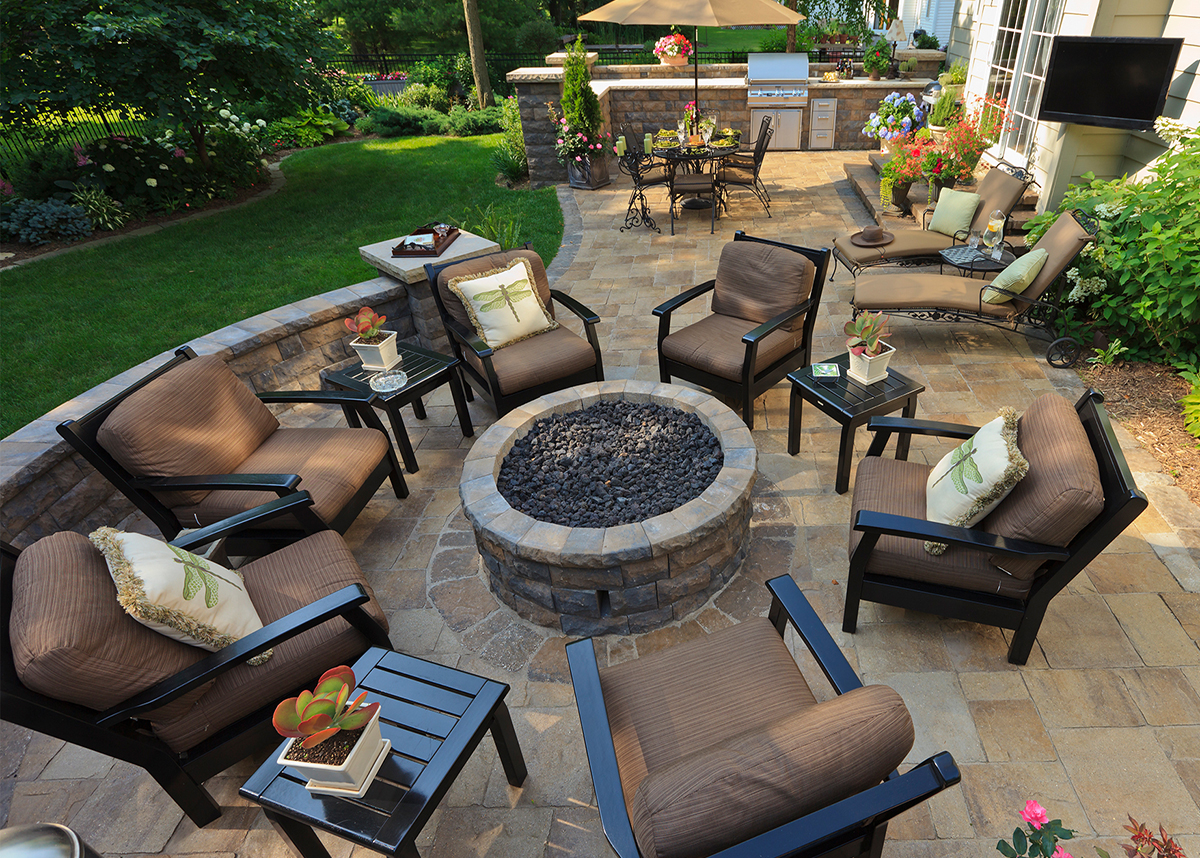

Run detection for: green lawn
[[0, 134, 563, 439], [696, 27, 779, 52]]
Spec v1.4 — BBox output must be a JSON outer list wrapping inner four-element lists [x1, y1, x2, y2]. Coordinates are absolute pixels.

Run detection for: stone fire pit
[[459, 381, 756, 636]]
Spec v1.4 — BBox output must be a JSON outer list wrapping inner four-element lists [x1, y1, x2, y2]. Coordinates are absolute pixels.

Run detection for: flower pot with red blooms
[[273, 666, 388, 797], [654, 33, 694, 66]]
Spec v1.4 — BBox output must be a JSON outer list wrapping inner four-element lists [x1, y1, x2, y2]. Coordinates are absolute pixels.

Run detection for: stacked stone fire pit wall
[[459, 381, 756, 636]]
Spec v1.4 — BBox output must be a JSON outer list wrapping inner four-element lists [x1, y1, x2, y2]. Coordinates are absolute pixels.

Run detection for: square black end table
[[788, 353, 925, 494], [240, 648, 527, 858], [321, 342, 473, 474]]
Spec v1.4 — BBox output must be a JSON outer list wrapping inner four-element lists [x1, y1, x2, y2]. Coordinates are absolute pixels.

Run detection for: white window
[[985, 0, 1064, 163]]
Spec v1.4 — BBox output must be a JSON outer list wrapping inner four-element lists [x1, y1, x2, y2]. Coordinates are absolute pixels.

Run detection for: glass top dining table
[[652, 141, 740, 209]]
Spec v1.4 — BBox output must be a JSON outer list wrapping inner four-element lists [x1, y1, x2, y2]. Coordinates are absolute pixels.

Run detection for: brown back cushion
[[711, 240, 816, 332], [629, 685, 914, 858], [984, 393, 1104, 579], [97, 354, 279, 506], [1023, 212, 1092, 304], [435, 249, 553, 331], [10, 532, 209, 723], [969, 167, 1028, 232]]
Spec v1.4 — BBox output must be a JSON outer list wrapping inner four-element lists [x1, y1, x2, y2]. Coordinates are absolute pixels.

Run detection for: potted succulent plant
[[346, 306, 399, 370], [844, 311, 895, 384], [273, 665, 389, 797]]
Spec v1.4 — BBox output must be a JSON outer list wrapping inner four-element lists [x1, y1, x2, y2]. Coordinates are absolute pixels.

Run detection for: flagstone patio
[[2, 151, 1198, 857]]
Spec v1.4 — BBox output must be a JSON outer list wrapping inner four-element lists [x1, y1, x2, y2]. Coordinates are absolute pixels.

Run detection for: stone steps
[[845, 152, 1040, 238]]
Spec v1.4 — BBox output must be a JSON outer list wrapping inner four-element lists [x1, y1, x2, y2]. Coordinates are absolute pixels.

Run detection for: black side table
[[240, 647, 527, 858], [787, 353, 925, 494], [939, 243, 1016, 278], [321, 342, 473, 474]]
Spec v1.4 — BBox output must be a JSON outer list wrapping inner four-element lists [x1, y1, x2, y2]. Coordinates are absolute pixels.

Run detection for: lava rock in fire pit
[[497, 400, 724, 528]]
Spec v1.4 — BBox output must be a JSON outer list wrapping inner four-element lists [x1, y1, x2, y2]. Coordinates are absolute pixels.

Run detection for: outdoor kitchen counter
[[805, 78, 930, 150]]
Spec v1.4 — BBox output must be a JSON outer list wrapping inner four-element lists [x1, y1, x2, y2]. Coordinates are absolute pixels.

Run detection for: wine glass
[[700, 121, 713, 145], [677, 118, 688, 143]]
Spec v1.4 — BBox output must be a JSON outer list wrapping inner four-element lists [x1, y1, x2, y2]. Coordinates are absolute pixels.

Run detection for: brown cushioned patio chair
[[851, 209, 1098, 367], [844, 390, 1147, 665], [57, 346, 407, 557], [1, 492, 392, 827], [424, 248, 603, 417], [655, 231, 831, 429], [832, 163, 1033, 278], [567, 575, 961, 858]]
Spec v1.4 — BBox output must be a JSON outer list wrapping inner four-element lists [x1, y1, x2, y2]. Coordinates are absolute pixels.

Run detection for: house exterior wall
[[947, 0, 1198, 212]]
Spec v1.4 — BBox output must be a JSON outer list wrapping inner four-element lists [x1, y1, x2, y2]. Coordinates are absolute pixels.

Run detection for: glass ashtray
[[369, 369, 408, 394]]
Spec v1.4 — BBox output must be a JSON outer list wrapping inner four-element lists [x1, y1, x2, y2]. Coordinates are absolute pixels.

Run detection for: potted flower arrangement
[[844, 311, 894, 384], [938, 58, 968, 102], [346, 306, 399, 371], [919, 143, 971, 202], [943, 93, 1012, 174], [863, 38, 892, 80], [926, 88, 962, 143], [551, 37, 611, 189], [654, 32, 693, 66], [861, 92, 925, 150], [273, 665, 388, 797], [879, 135, 934, 213]]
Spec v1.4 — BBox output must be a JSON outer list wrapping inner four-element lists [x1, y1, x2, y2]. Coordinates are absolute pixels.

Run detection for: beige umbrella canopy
[[579, 0, 803, 131]]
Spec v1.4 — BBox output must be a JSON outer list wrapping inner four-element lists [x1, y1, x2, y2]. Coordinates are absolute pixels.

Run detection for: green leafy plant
[[494, 95, 528, 179], [1180, 371, 1200, 440], [453, 202, 522, 251], [546, 102, 610, 165], [941, 58, 968, 85], [345, 307, 387, 341], [1095, 816, 1188, 858], [399, 82, 451, 113], [929, 88, 961, 127], [272, 665, 380, 749], [559, 37, 604, 145], [913, 32, 941, 49], [996, 800, 1075, 857], [1088, 338, 1129, 366], [2, 198, 93, 245], [844, 311, 890, 356], [899, 58, 918, 73], [863, 38, 892, 75], [70, 185, 128, 230], [444, 104, 503, 136]]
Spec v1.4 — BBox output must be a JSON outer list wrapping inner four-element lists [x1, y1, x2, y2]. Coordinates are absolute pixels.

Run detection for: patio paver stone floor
[[3, 152, 1198, 857]]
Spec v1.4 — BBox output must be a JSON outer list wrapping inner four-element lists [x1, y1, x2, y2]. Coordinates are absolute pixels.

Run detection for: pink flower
[[173, 148, 185, 158], [1020, 800, 1049, 830], [575, 155, 582, 161], [1052, 848, 1072, 858], [557, 138, 563, 144]]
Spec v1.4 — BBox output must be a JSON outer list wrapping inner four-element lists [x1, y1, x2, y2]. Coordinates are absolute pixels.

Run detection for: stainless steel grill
[[746, 52, 810, 149]]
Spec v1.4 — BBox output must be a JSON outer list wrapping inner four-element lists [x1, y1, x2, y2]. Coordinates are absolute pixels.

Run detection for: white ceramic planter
[[847, 342, 896, 385], [276, 709, 389, 797], [351, 331, 400, 371]]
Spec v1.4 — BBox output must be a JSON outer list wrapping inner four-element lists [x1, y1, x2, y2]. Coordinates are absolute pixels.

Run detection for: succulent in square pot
[[844, 311, 895, 385], [273, 665, 389, 797], [346, 306, 400, 371]]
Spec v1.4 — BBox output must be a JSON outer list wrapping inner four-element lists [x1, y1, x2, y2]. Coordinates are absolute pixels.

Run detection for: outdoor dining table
[[654, 141, 739, 209]]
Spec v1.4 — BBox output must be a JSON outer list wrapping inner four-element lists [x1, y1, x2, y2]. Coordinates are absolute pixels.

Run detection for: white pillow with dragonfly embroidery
[[923, 407, 1029, 555], [89, 527, 272, 664], [448, 258, 558, 350]]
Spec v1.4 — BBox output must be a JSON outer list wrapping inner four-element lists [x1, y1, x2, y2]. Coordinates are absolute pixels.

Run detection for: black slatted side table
[[240, 648, 526, 858], [787, 353, 924, 494]]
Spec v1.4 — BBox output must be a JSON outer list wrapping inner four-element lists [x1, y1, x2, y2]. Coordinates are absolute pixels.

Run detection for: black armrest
[[743, 297, 814, 345], [550, 289, 601, 326], [257, 389, 372, 407], [766, 576, 861, 695], [711, 752, 961, 858], [852, 509, 1071, 562], [653, 280, 715, 318], [129, 473, 302, 493], [566, 639, 643, 858], [444, 316, 493, 358], [867, 416, 979, 439], [96, 584, 374, 725], [171, 491, 326, 552]]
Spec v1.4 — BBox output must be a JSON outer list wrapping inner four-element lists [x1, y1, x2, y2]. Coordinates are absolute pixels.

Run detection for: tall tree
[[462, 0, 494, 107], [2, 0, 336, 169]]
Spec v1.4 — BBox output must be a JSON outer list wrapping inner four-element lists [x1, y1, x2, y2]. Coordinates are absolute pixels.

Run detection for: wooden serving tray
[[392, 226, 460, 258]]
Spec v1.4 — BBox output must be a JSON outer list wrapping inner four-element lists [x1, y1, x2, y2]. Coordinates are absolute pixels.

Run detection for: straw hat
[[850, 225, 895, 247]]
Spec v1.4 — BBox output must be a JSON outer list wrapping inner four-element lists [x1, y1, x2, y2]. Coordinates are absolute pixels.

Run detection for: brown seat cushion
[[983, 393, 1104, 579], [849, 456, 1035, 599], [834, 228, 956, 270], [435, 249, 555, 333], [97, 354, 279, 507], [150, 530, 388, 752], [660, 313, 804, 382], [461, 325, 597, 396], [711, 240, 815, 332], [599, 618, 816, 824], [629, 685, 914, 858], [10, 532, 211, 723], [171, 426, 390, 529], [854, 271, 1021, 320]]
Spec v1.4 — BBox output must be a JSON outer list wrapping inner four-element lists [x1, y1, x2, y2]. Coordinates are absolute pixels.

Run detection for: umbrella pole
[[693, 24, 700, 135]]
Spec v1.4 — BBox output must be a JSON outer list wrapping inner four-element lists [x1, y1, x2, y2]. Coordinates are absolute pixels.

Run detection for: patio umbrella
[[578, 0, 803, 133]]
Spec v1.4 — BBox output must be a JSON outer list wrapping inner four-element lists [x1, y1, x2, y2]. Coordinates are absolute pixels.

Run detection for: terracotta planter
[[350, 330, 399, 371], [868, 70, 882, 81], [658, 54, 688, 66], [847, 342, 896, 385], [277, 709, 388, 798], [566, 155, 611, 190]]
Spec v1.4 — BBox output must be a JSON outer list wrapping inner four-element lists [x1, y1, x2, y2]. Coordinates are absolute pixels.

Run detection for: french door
[[984, 0, 1064, 164]]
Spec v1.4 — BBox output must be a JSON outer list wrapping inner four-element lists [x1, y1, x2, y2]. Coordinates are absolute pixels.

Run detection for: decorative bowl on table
[[369, 369, 408, 394]]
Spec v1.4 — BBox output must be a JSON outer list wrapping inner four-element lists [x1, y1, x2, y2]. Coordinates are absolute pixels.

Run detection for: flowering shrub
[[942, 94, 1012, 170], [78, 135, 204, 210], [654, 33, 693, 60], [880, 136, 935, 185], [862, 92, 924, 142], [996, 800, 1076, 857], [547, 102, 610, 164], [1024, 116, 1200, 368], [363, 71, 408, 82], [1096, 817, 1187, 858]]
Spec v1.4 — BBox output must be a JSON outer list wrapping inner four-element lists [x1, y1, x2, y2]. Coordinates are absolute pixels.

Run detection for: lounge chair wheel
[[1047, 337, 1082, 368]]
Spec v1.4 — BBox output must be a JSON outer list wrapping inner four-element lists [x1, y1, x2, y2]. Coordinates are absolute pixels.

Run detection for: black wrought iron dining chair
[[718, 125, 773, 215], [617, 124, 672, 233], [668, 159, 720, 235]]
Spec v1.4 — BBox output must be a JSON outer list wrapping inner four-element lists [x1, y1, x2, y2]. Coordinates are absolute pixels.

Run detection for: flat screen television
[[1038, 36, 1182, 131]]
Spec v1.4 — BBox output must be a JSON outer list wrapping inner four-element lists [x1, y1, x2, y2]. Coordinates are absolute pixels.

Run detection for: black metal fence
[[1, 110, 154, 171]]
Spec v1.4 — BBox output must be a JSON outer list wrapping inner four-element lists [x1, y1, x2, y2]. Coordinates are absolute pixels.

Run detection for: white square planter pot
[[847, 343, 896, 385], [351, 331, 400, 371], [276, 709, 390, 797]]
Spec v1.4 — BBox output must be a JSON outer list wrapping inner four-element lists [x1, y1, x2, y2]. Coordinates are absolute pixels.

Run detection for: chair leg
[[742, 388, 755, 429], [146, 757, 223, 827], [489, 701, 528, 786], [1006, 603, 1049, 665], [843, 566, 865, 634]]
